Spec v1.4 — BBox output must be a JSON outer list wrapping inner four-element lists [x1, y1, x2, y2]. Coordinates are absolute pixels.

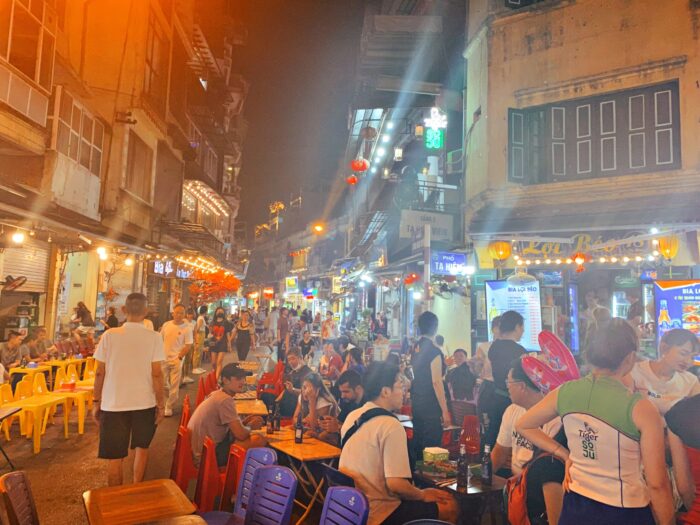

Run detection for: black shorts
[[525, 454, 566, 522], [382, 499, 439, 524], [98, 408, 157, 459]]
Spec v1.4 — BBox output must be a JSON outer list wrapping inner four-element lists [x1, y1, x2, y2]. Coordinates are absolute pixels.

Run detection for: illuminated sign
[[150, 261, 193, 280], [285, 276, 299, 293], [424, 107, 447, 150], [431, 251, 467, 276]]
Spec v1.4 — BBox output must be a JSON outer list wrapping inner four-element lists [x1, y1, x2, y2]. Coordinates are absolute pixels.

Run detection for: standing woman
[[516, 319, 674, 525], [666, 394, 700, 524], [231, 309, 256, 362], [192, 305, 208, 373], [208, 307, 233, 379]]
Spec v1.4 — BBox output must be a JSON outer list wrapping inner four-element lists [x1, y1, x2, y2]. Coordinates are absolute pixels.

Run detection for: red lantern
[[572, 252, 588, 272], [350, 158, 369, 172], [346, 174, 359, 186]]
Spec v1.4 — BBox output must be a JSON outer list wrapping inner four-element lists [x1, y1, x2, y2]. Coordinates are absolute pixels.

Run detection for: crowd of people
[[26, 291, 694, 525]]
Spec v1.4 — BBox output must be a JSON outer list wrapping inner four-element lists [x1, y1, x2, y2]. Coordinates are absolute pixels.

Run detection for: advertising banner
[[485, 280, 542, 352]]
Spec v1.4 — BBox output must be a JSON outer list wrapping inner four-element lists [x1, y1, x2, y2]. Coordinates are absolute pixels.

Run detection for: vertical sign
[[485, 280, 543, 352]]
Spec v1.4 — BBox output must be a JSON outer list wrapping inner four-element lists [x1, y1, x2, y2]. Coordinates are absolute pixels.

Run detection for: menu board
[[654, 281, 700, 349], [485, 280, 543, 352]]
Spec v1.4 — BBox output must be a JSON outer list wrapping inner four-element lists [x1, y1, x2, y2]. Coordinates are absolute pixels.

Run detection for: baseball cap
[[221, 363, 252, 379]]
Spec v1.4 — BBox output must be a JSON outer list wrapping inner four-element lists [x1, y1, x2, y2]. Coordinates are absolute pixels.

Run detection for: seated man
[[340, 362, 458, 525], [319, 369, 364, 435], [275, 348, 311, 417], [187, 363, 266, 467], [19, 334, 48, 363], [445, 348, 477, 401], [35, 327, 57, 357], [493, 359, 564, 525]]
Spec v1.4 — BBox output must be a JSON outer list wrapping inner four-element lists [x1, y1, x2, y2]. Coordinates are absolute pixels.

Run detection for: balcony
[[45, 151, 101, 221]]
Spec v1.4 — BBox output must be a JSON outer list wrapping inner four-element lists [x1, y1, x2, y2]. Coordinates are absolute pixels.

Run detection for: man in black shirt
[[482, 310, 526, 447], [410, 312, 451, 461], [274, 348, 311, 417], [446, 349, 477, 401]]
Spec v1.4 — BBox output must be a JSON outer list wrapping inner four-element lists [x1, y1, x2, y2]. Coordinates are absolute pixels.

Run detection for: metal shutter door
[[2, 240, 50, 293]]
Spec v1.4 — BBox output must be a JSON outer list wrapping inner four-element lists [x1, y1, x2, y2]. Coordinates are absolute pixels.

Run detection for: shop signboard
[[485, 280, 543, 352], [332, 276, 342, 294], [285, 276, 299, 293], [654, 281, 700, 363], [149, 261, 193, 280], [431, 251, 467, 276], [400, 210, 453, 242]]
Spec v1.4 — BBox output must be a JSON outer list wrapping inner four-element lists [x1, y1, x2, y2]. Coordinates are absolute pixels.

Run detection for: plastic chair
[[195, 376, 207, 407], [244, 465, 297, 525], [321, 463, 355, 488], [229, 447, 277, 515], [256, 359, 285, 398], [194, 437, 224, 512], [0, 384, 18, 439], [219, 445, 247, 513], [52, 369, 66, 390], [170, 425, 198, 493], [320, 487, 369, 525], [65, 365, 80, 383], [82, 358, 96, 380], [0, 471, 40, 525], [179, 394, 191, 428], [204, 372, 218, 396]]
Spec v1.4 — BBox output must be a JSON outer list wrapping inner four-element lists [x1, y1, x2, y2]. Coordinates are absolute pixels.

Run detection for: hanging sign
[[431, 251, 467, 276], [285, 276, 299, 293]]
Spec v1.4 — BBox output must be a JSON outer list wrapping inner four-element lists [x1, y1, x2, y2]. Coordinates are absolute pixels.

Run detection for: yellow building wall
[[465, 0, 700, 210]]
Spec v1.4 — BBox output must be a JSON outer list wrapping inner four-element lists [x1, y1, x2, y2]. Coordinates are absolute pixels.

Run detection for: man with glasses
[[340, 362, 458, 525], [492, 358, 564, 525]]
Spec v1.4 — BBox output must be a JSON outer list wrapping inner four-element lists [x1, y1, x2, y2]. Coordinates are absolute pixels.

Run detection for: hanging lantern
[[346, 174, 359, 186], [488, 241, 512, 262], [572, 252, 588, 273], [404, 273, 420, 285], [658, 235, 680, 260], [349, 158, 369, 172]]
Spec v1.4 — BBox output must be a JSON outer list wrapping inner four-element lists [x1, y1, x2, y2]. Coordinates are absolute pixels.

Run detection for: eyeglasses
[[506, 380, 524, 386]]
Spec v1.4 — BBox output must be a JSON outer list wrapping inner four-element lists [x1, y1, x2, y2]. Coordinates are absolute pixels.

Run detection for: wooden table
[[82, 479, 196, 525], [235, 399, 267, 416], [136, 515, 206, 525], [270, 436, 341, 525], [414, 471, 507, 525]]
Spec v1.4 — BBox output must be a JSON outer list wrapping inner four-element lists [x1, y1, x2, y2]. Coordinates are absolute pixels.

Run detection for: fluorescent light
[[386, 122, 394, 130], [650, 227, 659, 234], [376, 147, 386, 157], [370, 167, 377, 174], [381, 135, 390, 143]]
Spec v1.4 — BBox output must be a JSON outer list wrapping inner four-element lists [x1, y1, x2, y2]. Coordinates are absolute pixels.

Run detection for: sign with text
[[149, 261, 193, 280], [485, 280, 542, 352], [654, 281, 700, 348], [285, 276, 299, 293], [431, 251, 467, 276], [399, 210, 453, 242]]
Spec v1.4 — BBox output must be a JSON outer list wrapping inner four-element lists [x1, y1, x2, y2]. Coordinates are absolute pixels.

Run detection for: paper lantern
[[346, 174, 359, 186], [349, 158, 369, 172], [488, 241, 512, 261], [658, 235, 679, 260]]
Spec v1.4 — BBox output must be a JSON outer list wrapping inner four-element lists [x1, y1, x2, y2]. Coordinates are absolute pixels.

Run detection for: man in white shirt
[[160, 304, 194, 417], [629, 328, 700, 414], [93, 293, 165, 486], [493, 358, 564, 524], [340, 362, 457, 525], [267, 307, 279, 344]]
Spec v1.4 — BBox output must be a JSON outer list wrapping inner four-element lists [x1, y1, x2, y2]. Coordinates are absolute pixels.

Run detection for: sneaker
[[192, 368, 206, 375], [182, 376, 195, 384], [164, 408, 173, 417]]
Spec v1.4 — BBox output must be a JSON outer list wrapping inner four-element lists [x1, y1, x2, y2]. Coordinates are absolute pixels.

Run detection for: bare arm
[[632, 399, 674, 525], [386, 478, 427, 500], [151, 361, 165, 423], [668, 429, 695, 510], [430, 356, 451, 427], [516, 391, 569, 462], [92, 360, 106, 425], [491, 443, 511, 472], [228, 416, 253, 441]]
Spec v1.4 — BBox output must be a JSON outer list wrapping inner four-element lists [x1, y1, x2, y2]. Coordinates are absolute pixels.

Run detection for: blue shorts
[[558, 491, 654, 525]]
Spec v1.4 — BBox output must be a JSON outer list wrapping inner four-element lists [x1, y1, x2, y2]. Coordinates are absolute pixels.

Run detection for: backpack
[[504, 453, 557, 525]]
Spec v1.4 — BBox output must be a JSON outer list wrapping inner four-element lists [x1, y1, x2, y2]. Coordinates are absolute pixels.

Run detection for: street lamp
[[312, 223, 325, 234]]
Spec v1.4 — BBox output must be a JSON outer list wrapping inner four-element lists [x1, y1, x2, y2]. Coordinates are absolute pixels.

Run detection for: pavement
[[0, 380, 198, 525]]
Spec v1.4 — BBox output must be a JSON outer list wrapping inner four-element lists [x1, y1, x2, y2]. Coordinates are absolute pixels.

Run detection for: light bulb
[[11, 231, 24, 244], [96, 246, 107, 256], [99, 252, 108, 261], [124, 257, 134, 267]]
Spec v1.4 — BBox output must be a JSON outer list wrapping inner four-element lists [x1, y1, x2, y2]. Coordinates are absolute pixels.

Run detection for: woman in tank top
[[667, 394, 700, 525], [516, 319, 674, 525]]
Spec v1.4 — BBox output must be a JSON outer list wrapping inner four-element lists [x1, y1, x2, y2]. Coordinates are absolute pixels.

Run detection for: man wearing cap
[[187, 363, 267, 466]]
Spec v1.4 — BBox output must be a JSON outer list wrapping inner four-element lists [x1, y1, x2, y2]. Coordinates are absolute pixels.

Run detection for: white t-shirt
[[629, 360, 699, 414], [340, 402, 411, 525], [94, 322, 166, 411], [143, 319, 154, 330], [497, 403, 562, 475], [196, 315, 207, 334], [160, 320, 194, 361]]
